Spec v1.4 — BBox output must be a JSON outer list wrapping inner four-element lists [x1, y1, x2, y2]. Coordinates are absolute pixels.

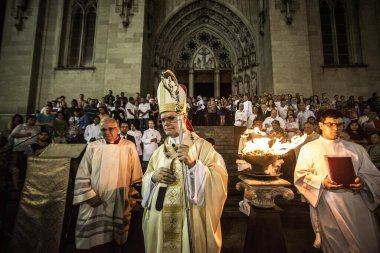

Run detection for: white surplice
[[73, 139, 143, 249], [295, 137, 380, 253], [234, 110, 248, 126], [142, 128, 162, 161], [127, 130, 142, 155]]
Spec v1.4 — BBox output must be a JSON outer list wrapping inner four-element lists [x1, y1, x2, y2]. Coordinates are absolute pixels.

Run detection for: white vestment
[[73, 139, 143, 249], [295, 137, 380, 253], [141, 131, 228, 253], [243, 100, 253, 117], [128, 130, 142, 155], [142, 128, 162, 161], [83, 123, 101, 143], [235, 110, 248, 126]]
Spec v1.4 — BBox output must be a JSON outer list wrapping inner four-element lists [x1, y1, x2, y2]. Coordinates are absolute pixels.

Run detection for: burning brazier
[[236, 127, 305, 208], [236, 128, 306, 253]]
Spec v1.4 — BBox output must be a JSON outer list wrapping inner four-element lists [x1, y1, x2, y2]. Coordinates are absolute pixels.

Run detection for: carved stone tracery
[[177, 32, 231, 69], [154, 0, 256, 71]]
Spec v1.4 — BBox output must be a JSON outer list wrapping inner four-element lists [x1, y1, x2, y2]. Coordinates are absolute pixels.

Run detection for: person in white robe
[[142, 72, 228, 253], [142, 119, 161, 166], [73, 118, 143, 251], [243, 95, 253, 117], [83, 115, 102, 143], [294, 109, 380, 253], [234, 103, 248, 126], [127, 123, 143, 157]]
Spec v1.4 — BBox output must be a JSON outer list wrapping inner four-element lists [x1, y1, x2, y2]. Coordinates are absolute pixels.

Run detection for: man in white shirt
[[234, 103, 248, 127], [262, 109, 286, 133], [297, 102, 315, 130], [10, 115, 40, 190], [84, 116, 101, 143], [142, 120, 162, 169], [243, 95, 253, 118], [138, 98, 151, 131], [276, 99, 289, 120], [125, 97, 137, 126]]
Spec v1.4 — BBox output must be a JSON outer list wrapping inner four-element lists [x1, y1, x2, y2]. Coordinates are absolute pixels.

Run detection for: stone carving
[[115, 0, 134, 28], [175, 32, 231, 69], [236, 179, 294, 209], [154, 0, 256, 70], [193, 47, 215, 70], [275, 0, 299, 25], [11, 0, 33, 31], [250, 72, 258, 95]]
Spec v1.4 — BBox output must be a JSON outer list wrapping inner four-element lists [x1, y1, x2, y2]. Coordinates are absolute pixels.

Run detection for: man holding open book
[[294, 109, 380, 253]]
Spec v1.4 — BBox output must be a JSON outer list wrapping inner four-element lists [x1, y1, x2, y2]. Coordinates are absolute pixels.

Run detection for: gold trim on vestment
[[162, 140, 184, 253]]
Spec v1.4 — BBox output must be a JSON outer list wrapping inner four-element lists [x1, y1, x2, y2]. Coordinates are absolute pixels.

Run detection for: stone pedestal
[[236, 175, 294, 209], [236, 174, 294, 253]]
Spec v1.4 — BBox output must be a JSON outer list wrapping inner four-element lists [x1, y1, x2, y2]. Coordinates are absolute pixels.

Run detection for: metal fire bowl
[[241, 154, 278, 174]]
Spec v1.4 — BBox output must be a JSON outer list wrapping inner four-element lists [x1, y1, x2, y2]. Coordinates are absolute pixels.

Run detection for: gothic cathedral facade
[[0, 0, 379, 123]]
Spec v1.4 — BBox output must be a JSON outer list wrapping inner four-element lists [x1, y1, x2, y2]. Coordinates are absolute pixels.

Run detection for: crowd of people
[[1, 90, 380, 190], [0, 88, 380, 252]]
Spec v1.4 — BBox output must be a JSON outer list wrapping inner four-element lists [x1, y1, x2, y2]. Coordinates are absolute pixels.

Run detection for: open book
[[326, 156, 356, 187]]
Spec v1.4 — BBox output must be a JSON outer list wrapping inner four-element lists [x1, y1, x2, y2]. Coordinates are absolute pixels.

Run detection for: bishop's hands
[[323, 177, 363, 192], [176, 144, 196, 168], [152, 167, 176, 184]]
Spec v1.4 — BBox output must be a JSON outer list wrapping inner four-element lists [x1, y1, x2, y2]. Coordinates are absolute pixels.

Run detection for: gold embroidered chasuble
[[142, 131, 228, 253]]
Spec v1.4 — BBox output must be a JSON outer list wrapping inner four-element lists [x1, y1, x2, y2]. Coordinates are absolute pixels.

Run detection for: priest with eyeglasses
[[295, 109, 380, 253], [141, 73, 228, 253], [73, 118, 143, 252]]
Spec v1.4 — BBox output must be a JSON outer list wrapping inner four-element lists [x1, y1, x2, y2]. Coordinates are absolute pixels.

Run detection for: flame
[[242, 127, 307, 156]]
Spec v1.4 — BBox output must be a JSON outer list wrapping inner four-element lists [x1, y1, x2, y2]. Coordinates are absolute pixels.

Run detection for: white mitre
[[157, 72, 187, 114]]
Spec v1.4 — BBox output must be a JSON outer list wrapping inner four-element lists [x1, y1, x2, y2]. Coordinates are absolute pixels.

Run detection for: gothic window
[[319, 0, 352, 65], [58, 0, 97, 68], [0, 0, 6, 53]]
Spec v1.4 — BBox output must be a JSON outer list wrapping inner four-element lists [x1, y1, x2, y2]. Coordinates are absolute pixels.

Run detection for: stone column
[[214, 69, 220, 98], [232, 65, 239, 95], [189, 69, 194, 98]]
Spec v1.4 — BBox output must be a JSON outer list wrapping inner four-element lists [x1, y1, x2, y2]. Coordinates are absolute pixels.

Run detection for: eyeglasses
[[100, 127, 117, 133], [322, 122, 344, 128], [161, 116, 177, 123]]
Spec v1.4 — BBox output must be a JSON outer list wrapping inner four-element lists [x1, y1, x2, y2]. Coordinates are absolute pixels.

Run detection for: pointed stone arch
[[152, 0, 258, 96], [153, 0, 257, 69]]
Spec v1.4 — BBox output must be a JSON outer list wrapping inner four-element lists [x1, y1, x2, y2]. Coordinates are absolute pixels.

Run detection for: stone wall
[[0, 0, 42, 127], [1, 0, 379, 129], [38, 0, 146, 106], [258, 0, 275, 94], [267, 0, 313, 96], [307, 0, 380, 97]]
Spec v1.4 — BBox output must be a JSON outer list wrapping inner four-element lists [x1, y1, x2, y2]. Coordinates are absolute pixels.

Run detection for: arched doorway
[[194, 70, 214, 98], [152, 0, 258, 97]]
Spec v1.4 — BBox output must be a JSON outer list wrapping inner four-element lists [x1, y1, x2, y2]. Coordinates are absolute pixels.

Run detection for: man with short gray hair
[[73, 118, 143, 251]]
